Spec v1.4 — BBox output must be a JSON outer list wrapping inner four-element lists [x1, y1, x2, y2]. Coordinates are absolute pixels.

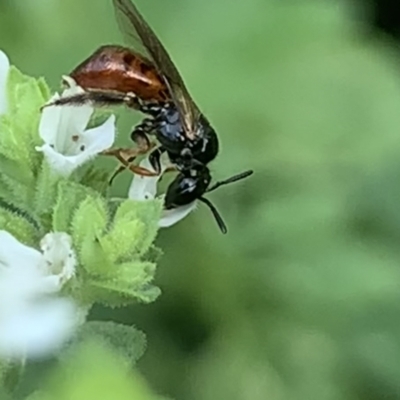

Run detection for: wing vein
[[112, 0, 201, 138]]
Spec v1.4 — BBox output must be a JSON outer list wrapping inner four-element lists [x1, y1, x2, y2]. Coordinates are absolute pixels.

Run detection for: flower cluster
[[0, 48, 195, 366]]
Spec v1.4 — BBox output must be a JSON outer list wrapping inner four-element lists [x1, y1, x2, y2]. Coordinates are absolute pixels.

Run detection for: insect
[[46, 0, 253, 233]]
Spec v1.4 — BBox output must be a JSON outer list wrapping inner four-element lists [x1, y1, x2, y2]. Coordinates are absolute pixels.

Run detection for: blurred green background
[[3, 0, 400, 399]]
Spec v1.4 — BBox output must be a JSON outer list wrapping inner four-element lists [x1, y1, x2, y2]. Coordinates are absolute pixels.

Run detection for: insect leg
[[41, 91, 141, 110], [148, 146, 166, 174], [130, 117, 156, 152], [101, 146, 159, 183]]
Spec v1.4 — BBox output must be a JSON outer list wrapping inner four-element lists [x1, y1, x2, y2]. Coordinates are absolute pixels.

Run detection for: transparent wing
[[113, 0, 201, 139]]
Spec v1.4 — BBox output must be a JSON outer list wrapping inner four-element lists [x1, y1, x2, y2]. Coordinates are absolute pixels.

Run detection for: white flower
[[36, 78, 116, 176], [0, 49, 10, 116], [0, 231, 81, 360], [128, 157, 196, 227], [158, 202, 196, 228]]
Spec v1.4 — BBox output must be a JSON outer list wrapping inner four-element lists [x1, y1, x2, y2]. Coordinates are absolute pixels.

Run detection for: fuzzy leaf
[[0, 117, 22, 161], [37, 77, 51, 101], [6, 67, 50, 171], [36, 341, 160, 400], [79, 236, 114, 277], [0, 174, 34, 212], [100, 217, 144, 264], [73, 321, 146, 366], [71, 195, 108, 259], [78, 165, 110, 196], [87, 261, 161, 306], [0, 153, 35, 186], [0, 177, 10, 200], [113, 199, 162, 256], [142, 245, 163, 264], [0, 206, 39, 246], [52, 180, 99, 233], [34, 162, 64, 219], [88, 108, 114, 128]]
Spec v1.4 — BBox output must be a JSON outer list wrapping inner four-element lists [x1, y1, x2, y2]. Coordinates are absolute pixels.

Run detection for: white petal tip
[[159, 202, 197, 228], [0, 49, 10, 115], [128, 156, 171, 201], [62, 75, 78, 88]]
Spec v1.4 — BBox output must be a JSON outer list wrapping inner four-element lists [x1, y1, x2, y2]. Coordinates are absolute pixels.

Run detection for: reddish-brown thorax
[[70, 45, 169, 102]]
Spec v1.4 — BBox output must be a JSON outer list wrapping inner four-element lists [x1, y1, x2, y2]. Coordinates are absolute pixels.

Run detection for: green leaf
[[0, 153, 35, 186], [73, 321, 146, 367], [77, 165, 110, 196], [0, 174, 34, 213], [0, 117, 21, 161], [34, 162, 64, 221], [7, 67, 50, 116], [142, 245, 163, 264], [36, 341, 160, 400], [0, 359, 25, 397], [100, 217, 144, 264], [37, 77, 51, 101], [87, 261, 161, 306], [71, 195, 109, 269], [24, 391, 51, 400], [0, 206, 39, 246], [5, 67, 50, 172], [52, 180, 99, 233], [71, 196, 108, 243], [79, 236, 113, 277], [0, 177, 10, 200], [113, 199, 162, 256], [0, 117, 40, 189], [87, 108, 114, 128]]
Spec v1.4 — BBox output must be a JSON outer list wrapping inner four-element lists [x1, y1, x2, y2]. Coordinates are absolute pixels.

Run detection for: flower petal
[[0, 231, 82, 359], [62, 75, 78, 88], [0, 298, 79, 359], [40, 232, 76, 282], [0, 231, 68, 303], [38, 93, 63, 144], [39, 86, 93, 149], [128, 157, 163, 201], [0, 230, 42, 272], [158, 201, 197, 228], [128, 157, 196, 227], [35, 143, 82, 176], [80, 114, 116, 155], [36, 115, 116, 175], [60, 85, 93, 135], [0, 50, 10, 115]]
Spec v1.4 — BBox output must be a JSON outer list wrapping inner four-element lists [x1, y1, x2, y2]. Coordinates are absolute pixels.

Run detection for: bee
[[48, 0, 253, 233]]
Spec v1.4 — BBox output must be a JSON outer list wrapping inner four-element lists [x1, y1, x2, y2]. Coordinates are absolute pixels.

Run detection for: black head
[[164, 166, 254, 234], [164, 164, 211, 209]]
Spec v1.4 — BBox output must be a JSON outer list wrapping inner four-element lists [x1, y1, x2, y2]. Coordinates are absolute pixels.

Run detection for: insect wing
[[112, 0, 200, 139]]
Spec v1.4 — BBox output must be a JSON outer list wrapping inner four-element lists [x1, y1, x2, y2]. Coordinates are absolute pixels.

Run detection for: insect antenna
[[200, 169, 253, 233], [207, 170, 254, 193], [198, 197, 227, 234]]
